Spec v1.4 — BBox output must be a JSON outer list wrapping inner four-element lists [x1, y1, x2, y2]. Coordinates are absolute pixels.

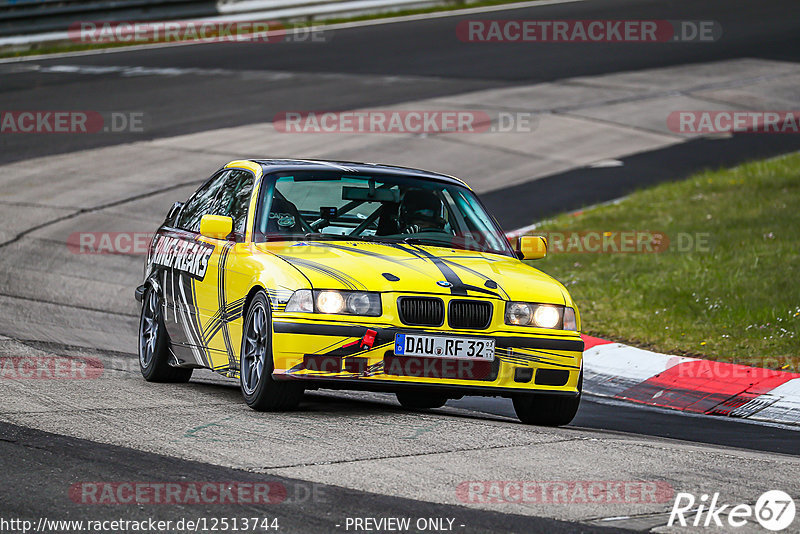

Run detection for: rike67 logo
[[669, 490, 796, 531]]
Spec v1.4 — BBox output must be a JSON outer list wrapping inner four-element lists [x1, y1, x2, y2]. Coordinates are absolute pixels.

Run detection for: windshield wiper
[[402, 236, 459, 247], [402, 235, 489, 253], [303, 233, 372, 241]]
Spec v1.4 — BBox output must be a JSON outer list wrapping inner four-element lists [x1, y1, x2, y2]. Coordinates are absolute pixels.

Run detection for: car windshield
[[254, 171, 513, 256]]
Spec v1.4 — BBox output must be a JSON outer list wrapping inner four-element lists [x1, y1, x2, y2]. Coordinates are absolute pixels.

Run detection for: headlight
[[533, 305, 560, 329], [285, 289, 381, 316], [347, 292, 373, 315], [505, 302, 566, 329], [506, 302, 532, 325], [317, 291, 345, 314], [285, 289, 313, 313]]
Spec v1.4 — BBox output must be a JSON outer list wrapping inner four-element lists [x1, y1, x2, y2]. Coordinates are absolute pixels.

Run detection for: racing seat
[[264, 196, 305, 234]]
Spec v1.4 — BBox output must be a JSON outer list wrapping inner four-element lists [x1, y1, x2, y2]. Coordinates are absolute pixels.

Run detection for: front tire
[[240, 291, 303, 411], [396, 391, 448, 409], [513, 373, 582, 426], [139, 286, 193, 383]]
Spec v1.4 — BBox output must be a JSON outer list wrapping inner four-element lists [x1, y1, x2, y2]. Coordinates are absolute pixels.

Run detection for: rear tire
[[396, 391, 448, 409], [240, 291, 303, 411], [513, 373, 582, 426], [138, 286, 193, 383]]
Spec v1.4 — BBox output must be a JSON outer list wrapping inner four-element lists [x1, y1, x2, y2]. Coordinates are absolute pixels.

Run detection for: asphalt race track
[[1, 0, 799, 532], [2, 0, 800, 164]]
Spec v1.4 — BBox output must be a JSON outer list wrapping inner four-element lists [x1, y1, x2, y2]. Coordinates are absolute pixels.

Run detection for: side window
[[176, 170, 230, 232], [210, 169, 255, 236]]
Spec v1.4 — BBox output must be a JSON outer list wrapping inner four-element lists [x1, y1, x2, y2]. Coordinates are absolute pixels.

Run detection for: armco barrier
[[0, 0, 217, 36], [0, 0, 452, 41]]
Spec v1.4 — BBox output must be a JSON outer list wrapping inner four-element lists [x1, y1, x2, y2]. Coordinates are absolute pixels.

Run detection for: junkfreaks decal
[[151, 234, 214, 280]]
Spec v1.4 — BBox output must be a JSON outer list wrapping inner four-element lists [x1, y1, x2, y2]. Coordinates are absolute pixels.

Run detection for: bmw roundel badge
[[437, 280, 453, 288]]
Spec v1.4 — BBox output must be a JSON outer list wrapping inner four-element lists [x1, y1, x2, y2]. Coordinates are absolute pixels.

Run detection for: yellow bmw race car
[[135, 159, 584, 425]]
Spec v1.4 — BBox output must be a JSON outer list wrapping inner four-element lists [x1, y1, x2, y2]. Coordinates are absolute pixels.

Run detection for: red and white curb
[[581, 335, 800, 426]]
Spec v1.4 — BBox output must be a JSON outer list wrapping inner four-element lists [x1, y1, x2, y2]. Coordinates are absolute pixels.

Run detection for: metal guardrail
[[1, 0, 218, 36], [0, 0, 451, 42]]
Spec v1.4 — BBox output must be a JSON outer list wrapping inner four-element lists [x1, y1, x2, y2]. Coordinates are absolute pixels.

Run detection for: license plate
[[394, 334, 495, 361]]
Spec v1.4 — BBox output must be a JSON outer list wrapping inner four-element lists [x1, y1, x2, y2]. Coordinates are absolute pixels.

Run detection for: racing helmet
[[399, 188, 444, 228]]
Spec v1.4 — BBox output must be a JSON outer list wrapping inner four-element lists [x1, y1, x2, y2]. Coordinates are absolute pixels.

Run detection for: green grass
[[529, 153, 800, 370], [0, 0, 529, 59]]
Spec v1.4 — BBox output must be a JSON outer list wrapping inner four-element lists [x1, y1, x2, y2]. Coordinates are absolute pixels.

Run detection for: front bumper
[[270, 318, 583, 396]]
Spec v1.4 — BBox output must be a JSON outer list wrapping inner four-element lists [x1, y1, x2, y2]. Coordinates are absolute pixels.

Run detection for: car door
[[157, 169, 230, 367], [190, 168, 256, 373]]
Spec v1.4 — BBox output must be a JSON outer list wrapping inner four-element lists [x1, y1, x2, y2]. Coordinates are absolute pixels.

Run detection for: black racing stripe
[[286, 362, 305, 373], [309, 242, 432, 277], [276, 255, 364, 290], [510, 343, 585, 359], [185, 278, 207, 346], [201, 306, 224, 339], [498, 353, 580, 370], [273, 322, 380, 339], [496, 336, 584, 352], [184, 274, 210, 367], [266, 288, 294, 311], [272, 322, 584, 352], [217, 243, 236, 369], [392, 244, 467, 296], [365, 362, 384, 376], [438, 258, 509, 300], [368, 244, 508, 299], [496, 347, 554, 362], [201, 297, 243, 336], [498, 357, 532, 366], [324, 341, 393, 358], [387, 243, 428, 260], [203, 321, 225, 343], [453, 283, 501, 298], [201, 298, 246, 342], [273, 322, 399, 350], [502, 354, 559, 365]]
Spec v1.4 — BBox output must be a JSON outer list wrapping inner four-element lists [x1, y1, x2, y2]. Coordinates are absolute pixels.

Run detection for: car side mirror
[[200, 214, 234, 240], [517, 235, 547, 260], [166, 201, 183, 225]]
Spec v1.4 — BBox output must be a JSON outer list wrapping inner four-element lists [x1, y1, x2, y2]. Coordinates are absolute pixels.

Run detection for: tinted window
[[210, 169, 254, 236], [253, 172, 514, 256], [176, 170, 230, 232]]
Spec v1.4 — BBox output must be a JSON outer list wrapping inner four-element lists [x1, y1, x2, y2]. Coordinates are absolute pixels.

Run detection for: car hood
[[255, 240, 567, 304]]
